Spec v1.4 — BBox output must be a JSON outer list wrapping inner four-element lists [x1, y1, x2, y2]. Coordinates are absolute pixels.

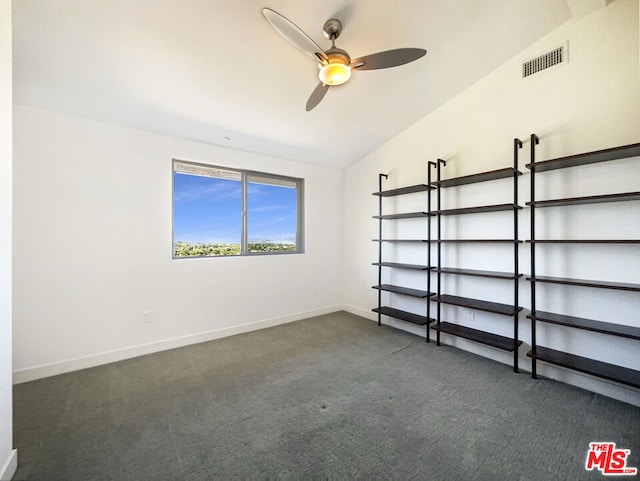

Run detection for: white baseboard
[[13, 305, 344, 384], [14, 304, 639, 407], [344, 304, 640, 407], [529, 361, 640, 408], [343, 304, 428, 338], [0, 449, 17, 481], [342, 304, 376, 321]]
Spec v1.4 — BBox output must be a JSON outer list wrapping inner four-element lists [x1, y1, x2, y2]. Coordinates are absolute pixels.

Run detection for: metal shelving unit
[[372, 172, 435, 340], [527, 137, 640, 389], [429, 140, 524, 372]]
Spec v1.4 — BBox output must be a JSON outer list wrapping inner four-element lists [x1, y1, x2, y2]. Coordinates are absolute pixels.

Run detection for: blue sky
[[173, 173, 297, 244]]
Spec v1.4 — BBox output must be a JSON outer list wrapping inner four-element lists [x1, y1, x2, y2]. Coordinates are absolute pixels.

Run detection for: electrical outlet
[[143, 311, 152, 324]]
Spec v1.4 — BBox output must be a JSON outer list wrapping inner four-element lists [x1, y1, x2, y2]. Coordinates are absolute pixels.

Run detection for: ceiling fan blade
[[351, 48, 426, 71], [306, 82, 330, 111], [263, 8, 328, 63]]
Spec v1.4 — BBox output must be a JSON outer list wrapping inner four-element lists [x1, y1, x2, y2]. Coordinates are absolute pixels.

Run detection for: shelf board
[[527, 191, 640, 208], [433, 203, 521, 216], [526, 142, 640, 172], [372, 284, 432, 298], [373, 306, 434, 326], [432, 294, 521, 316], [527, 347, 640, 389], [432, 322, 522, 351], [527, 311, 640, 340], [434, 239, 521, 243], [373, 184, 432, 197], [526, 239, 640, 244], [372, 212, 431, 219], [435, 267, 522, 280], [372, 262, 431, 270], [433, 167, 521, 188], [372, 239, 428, 243], [526, 275, 640, 292]]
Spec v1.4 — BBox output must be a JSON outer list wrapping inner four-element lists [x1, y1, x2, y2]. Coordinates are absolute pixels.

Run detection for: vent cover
[[523, 44, 567, 78]]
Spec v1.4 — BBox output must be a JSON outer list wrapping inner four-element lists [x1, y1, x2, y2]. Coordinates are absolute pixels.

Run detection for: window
[[172, 160, 304, 258]]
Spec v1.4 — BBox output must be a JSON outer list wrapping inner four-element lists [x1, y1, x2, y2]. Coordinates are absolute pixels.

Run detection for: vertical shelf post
[[427, 162, 438, 343], [529, 134, 540, 378], [436, 159, 446, 346], [377, 173, 388, 327], [513, 138, 523, 373]]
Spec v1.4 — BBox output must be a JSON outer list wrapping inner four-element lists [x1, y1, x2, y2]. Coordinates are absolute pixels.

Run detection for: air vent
[[523, 44, 567, 78]]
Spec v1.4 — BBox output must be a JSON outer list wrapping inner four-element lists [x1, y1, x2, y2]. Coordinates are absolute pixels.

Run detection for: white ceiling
[[12, 0, 573, 169]]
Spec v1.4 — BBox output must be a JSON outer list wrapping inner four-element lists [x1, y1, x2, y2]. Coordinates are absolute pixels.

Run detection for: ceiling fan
[[262, 8, 427, 111]]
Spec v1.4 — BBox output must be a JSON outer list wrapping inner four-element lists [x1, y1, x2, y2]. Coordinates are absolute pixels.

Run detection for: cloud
[[174, 175, 241, 203], [248, 203, 287, 213]]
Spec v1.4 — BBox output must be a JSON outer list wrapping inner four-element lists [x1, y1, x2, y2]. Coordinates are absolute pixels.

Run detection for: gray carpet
[[13, 311, 640, 480]]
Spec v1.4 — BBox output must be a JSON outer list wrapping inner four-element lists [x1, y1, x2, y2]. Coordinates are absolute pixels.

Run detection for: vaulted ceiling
[[12, 0, 574, 168]]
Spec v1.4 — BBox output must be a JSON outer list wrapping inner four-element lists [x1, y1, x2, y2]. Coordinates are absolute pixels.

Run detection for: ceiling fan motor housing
[[322, 47, 350, 66]]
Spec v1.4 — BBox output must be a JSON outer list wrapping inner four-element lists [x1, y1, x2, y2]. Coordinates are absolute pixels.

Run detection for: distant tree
[[248, 242, 296, 252], [174, 241, 295, 256], [174, 242, 241, 257]]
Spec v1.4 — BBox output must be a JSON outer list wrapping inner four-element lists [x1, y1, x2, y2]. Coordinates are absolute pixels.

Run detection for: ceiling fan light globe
[[318, 63, 351, 86]]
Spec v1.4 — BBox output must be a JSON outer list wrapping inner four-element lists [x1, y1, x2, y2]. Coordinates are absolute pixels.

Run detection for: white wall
[[12, 106, 344, 381], [9, 0, 639, 409], [0, 2, 17, 479], [344, 0, 640, 405]]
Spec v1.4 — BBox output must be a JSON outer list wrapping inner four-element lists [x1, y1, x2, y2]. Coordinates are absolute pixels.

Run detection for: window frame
[[172, 159, 305, 259]]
